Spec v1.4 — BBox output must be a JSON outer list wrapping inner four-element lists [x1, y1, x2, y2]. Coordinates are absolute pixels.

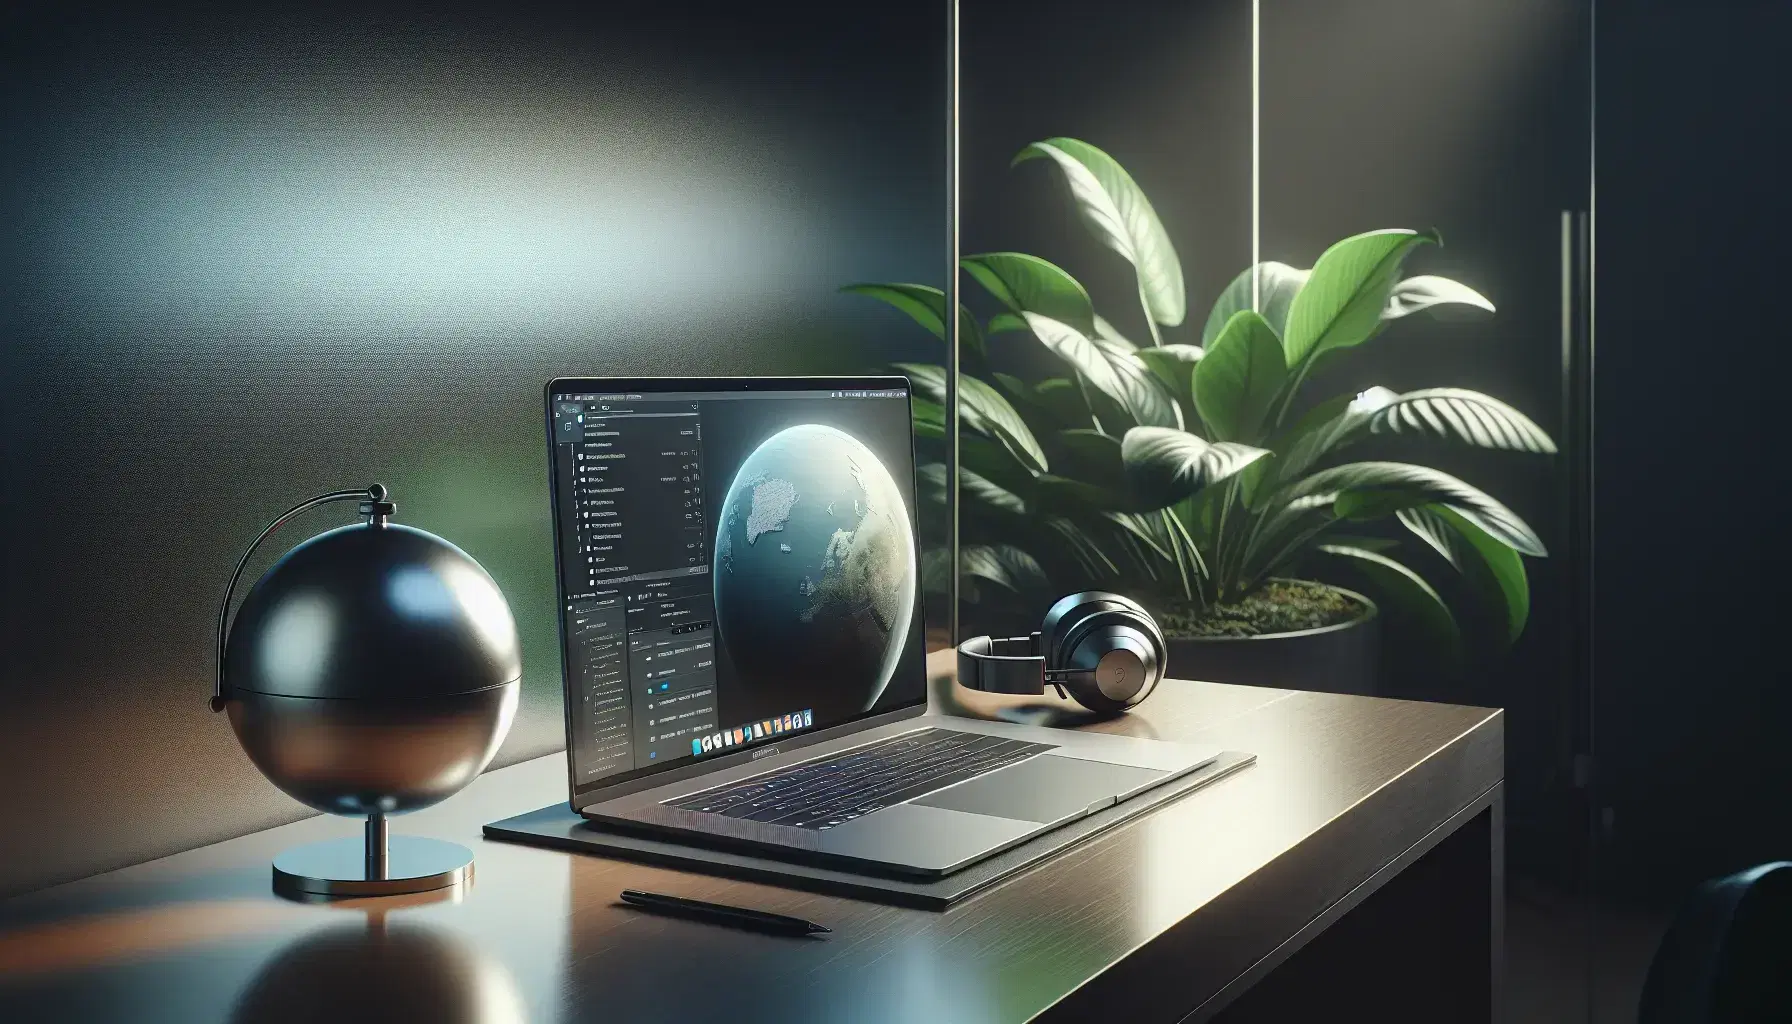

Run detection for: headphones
[[956, 592, 1167, 714]]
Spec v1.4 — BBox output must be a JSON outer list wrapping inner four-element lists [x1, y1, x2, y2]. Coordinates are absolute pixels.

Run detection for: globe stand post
[[366, 811, 388, 880]]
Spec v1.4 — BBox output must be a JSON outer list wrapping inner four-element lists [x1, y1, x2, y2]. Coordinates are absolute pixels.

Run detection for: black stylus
[[619, 889, 831, 936]]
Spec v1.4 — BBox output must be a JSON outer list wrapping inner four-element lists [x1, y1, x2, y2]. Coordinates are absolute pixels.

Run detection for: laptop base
[[484, 749, 1255, 909]]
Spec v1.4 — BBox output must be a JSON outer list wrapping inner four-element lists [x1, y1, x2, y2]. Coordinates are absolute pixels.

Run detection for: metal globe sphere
[[223, 522, 521, 817]]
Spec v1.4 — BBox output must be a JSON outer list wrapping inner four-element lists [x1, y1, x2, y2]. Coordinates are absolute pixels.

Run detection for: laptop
[[545, 375, 1219, 878]]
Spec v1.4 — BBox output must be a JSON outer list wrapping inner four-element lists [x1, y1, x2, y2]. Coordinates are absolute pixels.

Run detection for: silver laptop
[[545, 375, 1218, 878]]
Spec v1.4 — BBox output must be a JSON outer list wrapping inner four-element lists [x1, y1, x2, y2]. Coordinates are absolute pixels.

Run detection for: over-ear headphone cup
[[1040, 593, 1166, 713], [1061, 627, 1160, 712], [1040, 592, 1156, 664]]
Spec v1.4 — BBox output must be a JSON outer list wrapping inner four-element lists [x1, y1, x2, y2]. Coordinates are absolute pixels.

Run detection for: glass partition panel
[[1261, 0, 1593, 1017], [940, 0, 1255, 647]]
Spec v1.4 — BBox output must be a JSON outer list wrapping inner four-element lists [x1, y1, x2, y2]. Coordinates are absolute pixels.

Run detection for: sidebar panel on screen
[[553, 395, 719, 783]]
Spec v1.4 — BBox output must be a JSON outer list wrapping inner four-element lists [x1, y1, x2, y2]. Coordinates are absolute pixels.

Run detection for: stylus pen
[[619, 889, 831, 936]]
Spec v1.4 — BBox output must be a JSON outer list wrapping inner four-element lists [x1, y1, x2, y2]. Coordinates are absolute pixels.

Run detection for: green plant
[[845, 137, 1553, 655]]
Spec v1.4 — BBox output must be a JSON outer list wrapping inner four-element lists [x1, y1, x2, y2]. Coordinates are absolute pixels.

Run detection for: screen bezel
[[544, 375, 931, 807]]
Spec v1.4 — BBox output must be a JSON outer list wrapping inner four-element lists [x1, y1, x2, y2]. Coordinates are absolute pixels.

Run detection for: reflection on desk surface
[[230, 914, 526, 1024]]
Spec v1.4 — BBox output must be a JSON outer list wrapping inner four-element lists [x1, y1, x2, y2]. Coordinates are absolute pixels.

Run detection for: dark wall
[[1595, 1, 1792, 901], [961, 0, 1252, 357], [0, 0, 944, 896]]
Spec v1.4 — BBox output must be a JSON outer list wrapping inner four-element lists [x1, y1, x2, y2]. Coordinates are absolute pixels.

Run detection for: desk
[[0, 677, 1501, 1023]]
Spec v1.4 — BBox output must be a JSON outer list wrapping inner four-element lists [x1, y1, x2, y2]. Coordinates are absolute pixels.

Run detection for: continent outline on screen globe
[[712, 423, 916, 721]]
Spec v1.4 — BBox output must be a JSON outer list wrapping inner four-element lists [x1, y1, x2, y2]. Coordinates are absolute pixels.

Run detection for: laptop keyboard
[[665, 728, 1056, 830]]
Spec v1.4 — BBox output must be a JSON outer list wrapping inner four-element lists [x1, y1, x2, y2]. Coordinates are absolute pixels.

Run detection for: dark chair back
[[1638, 861, 1792, 1023]]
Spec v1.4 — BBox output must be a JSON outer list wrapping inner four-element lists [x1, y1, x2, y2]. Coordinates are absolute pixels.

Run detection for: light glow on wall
[[23, 49, 844, 351]]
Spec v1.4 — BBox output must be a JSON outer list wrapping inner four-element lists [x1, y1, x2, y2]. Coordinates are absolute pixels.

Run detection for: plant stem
[[1160, 508, 1192, 601], [1238, 502, 1274, 582], [1138, 285, 1165, 348], [1163, 506, 1211, 609], [1243, 517, 1337, 593], [1271, 353, 1316, 430], [1217, 477, 1255, 600], [1073, 371, 1105, 434], [1212, 485, 1234, 601]]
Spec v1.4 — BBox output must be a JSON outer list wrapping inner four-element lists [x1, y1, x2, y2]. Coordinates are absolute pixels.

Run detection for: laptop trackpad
[[914, 753, 1168, 824]]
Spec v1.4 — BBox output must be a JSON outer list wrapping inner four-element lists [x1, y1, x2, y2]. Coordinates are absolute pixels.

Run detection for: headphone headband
[[956, 634, 1050, 695]]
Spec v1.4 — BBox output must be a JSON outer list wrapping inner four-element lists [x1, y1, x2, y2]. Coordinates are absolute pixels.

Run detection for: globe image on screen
[[713, 423, 916, 719]]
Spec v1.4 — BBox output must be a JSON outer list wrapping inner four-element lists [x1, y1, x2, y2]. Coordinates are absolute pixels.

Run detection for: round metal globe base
[[272, 834, 472, 900]]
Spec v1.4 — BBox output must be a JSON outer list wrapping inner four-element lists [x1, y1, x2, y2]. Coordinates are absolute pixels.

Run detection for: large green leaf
[[1243, 392, 1357, 505], [992, 373, 1076, 447], [1121, 426, 1271, 508], [1203, 261, 1310, 346], [962, 253, 1097, 338], [1322, 533, 1402, 554], [1033, 377, 1091, 427], [988, 312, 1028, 335], [961, 544, 1050, 593], [1091, 313, 1138, 349], [1291, 461, 1546, 557], [1383, 275, 1495, 320], [960, 432, 1037, 498], [1194, 310, 1287, 443], [1111, 356, 1182, 430], [1282, 229, 1438, 368], [1135, 344, 1204, 411], [921, 546, 953, 594], [916, 462, 1027, 515], [1103, 510, 1177, 562], [1365, 388, 1556, 453], [1084, 315, 1185, 426], [1053, 428, 1128, 492], [1040, 518, 1118, 578], [960, 467, 1027, 515], [1022, 313, 1178, 428], [1316, 544, 1461, 656], [842, 283, 984, 360], [910, 397, 948, 442], [1273, 385, 1553, 489], [1273, 386, 1399, 484], [1014, 138, 1185, 327], [992, 371, 1029, 396], [1398, 504, 1530, 644], [916, 461, 948, 505], [895, 363, 1048, 472], [1033, 473, 1125, 513]]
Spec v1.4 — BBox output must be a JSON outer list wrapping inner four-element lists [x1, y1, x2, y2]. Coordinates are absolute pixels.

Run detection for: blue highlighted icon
[[691, 739, 703, 756]]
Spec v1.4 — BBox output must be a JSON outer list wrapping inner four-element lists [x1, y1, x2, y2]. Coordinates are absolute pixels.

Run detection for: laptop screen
[[546, 377, 927, 797]]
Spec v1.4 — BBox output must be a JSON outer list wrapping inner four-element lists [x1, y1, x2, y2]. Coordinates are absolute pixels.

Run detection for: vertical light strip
[[1582, 3, 1598, 1020], [945, 0, 960, 648], [1250, 0, 1261, 312]]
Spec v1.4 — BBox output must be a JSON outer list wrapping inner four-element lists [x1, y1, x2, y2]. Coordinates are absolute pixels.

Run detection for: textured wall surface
[[0, 0, 944, 896]]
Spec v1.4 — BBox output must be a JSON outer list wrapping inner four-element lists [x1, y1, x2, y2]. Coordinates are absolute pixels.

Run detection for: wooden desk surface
[[0, 674, 1501, 1024]]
